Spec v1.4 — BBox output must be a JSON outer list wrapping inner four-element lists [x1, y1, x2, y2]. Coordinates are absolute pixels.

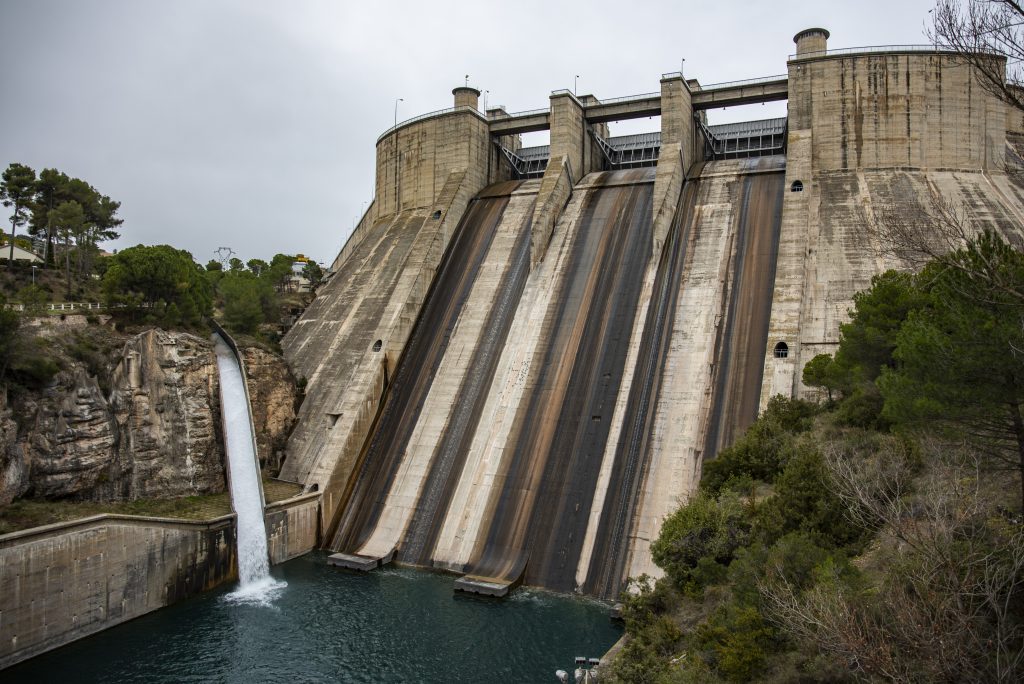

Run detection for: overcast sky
[[0, 0, 938, 266]]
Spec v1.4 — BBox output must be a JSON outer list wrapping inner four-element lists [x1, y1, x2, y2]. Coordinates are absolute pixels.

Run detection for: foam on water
[[213, 337, 287, 605]]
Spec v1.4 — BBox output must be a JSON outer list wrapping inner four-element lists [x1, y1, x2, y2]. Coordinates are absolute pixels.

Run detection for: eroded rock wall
[[107, 329, 224, 498], [0, 325, 298, 503], [22, 329, 222, 500], [0, 392, 26, 505], [241, 346, 298, 473]]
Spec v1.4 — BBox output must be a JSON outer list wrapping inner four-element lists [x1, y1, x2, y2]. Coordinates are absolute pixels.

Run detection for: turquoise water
[[6, 552, 622, 683]]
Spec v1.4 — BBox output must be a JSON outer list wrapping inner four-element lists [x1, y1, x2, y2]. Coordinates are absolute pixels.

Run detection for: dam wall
[[327, 180, 539, 557], [461, 170, 655, 592], [372, 87, 509, 220], [282, 88, 519, 534], [282, 27, 1024, 597], [356, 183, 538, 566], [599, 158, 785, 590], [787, 48, 1005, 172], [762, 36, 1024, 403], [266, 491, 321, 565], [413, 169, 656, 594]]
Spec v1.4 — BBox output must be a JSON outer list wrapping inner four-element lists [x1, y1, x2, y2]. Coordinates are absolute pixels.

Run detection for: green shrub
[[9, 353, 59, 388], [652, 490, 752, 594], [754, 444, 864, 550], [834, 384, 889, 430], [692, 604, 776, 682], [701, 397, 819, 494]]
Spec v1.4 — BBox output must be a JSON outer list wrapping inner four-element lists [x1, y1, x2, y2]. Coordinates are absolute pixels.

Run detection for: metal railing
[[376, 105, 487, 143], [495, 107, 549, 119], [5, 301, 105, 312], [700, 74, 788, 91], [788, 44, 956, 61], [592, 91, 661, 106]]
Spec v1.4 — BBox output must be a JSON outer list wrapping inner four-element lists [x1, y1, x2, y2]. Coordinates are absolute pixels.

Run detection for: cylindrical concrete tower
[[453, 86, 481, 110], [793, 28, 830, 56]]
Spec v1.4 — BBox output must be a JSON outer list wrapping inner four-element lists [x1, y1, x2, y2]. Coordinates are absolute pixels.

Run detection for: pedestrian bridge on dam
[[486, 73, 789, 136]]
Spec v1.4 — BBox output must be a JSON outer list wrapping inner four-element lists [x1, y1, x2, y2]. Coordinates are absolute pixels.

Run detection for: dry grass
[[0, 492, 234, 536], [0, 475, 307, 536]]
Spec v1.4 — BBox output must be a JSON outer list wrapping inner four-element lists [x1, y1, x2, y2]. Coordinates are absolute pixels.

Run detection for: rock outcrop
[[24, 329, 223, 501], [0, 392, 26, 505], [107, 329, 224, 499], [241, 347, 298, 474], [27, 371, 119, 499], [0, 324, 299, 504]]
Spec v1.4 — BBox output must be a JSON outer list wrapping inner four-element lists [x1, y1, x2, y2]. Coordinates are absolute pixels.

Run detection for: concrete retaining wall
[[0, 493, 321, 670], [265, 492, 321, 564], [0, 514, 236, 669]]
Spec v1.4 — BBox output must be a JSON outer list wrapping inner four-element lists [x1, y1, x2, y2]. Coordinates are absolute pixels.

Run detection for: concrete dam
[[280, 28, 1024, 598]]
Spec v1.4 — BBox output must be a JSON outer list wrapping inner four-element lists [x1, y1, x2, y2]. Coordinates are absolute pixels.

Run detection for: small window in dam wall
[[372, 339, 383, 352], [774, 342, 789, 359], [791, 180, 804, 192]]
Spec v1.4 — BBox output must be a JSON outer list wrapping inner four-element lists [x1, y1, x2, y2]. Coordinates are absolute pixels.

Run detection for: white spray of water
[[214, 337, 286, 606]]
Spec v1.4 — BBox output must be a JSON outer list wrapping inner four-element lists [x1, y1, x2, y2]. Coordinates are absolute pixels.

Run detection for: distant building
[[283, 254, 312, 293], [0, 241, 42, 264]]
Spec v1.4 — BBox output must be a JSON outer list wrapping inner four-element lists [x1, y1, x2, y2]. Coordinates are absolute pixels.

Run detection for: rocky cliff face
[[0, 323, 299, 504], [24, 329, 223, 501], [107, 329, 224, 499], [241, 347, 298, 474], [27, 370, 119, 499], [0, 392, 26, 505]]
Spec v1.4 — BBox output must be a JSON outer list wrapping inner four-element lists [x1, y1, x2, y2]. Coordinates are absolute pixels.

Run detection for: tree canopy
[[801, 232, 1024, 506], [217, 270, 276, 335], [1, 161, 123, 296], [102, 244, 212, 327], [1, 163, 37, 268], [878, 231, 1024, 504]]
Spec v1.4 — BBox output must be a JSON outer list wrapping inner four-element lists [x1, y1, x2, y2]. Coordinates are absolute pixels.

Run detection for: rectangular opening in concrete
[[705, 101, 786, 126], [519, 130, 550, 148], [607, 116, 661, 138]]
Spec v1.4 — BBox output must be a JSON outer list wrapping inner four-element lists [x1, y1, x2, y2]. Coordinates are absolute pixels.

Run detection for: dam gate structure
[[281, 28, 1024, 598]]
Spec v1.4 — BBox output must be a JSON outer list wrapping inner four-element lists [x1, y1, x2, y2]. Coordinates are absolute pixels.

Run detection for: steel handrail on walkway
[[376, 105, 487, 143], [788, 44, 961, 60], [594, 91, 661, 106], [700, 74, 788, 91], [4, 301, 105, 312], [497, 107, 549, 118]]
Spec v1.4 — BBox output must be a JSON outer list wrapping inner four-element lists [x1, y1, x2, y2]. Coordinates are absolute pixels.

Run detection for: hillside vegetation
[[607, 231, 1024, 683]]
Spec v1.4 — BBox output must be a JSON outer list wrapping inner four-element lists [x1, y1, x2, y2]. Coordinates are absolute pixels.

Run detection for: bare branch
[[764, 436, 1024, 681]]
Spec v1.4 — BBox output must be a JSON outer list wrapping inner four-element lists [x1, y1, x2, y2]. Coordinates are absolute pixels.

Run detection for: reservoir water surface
[[7, 551, 622, 682]]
